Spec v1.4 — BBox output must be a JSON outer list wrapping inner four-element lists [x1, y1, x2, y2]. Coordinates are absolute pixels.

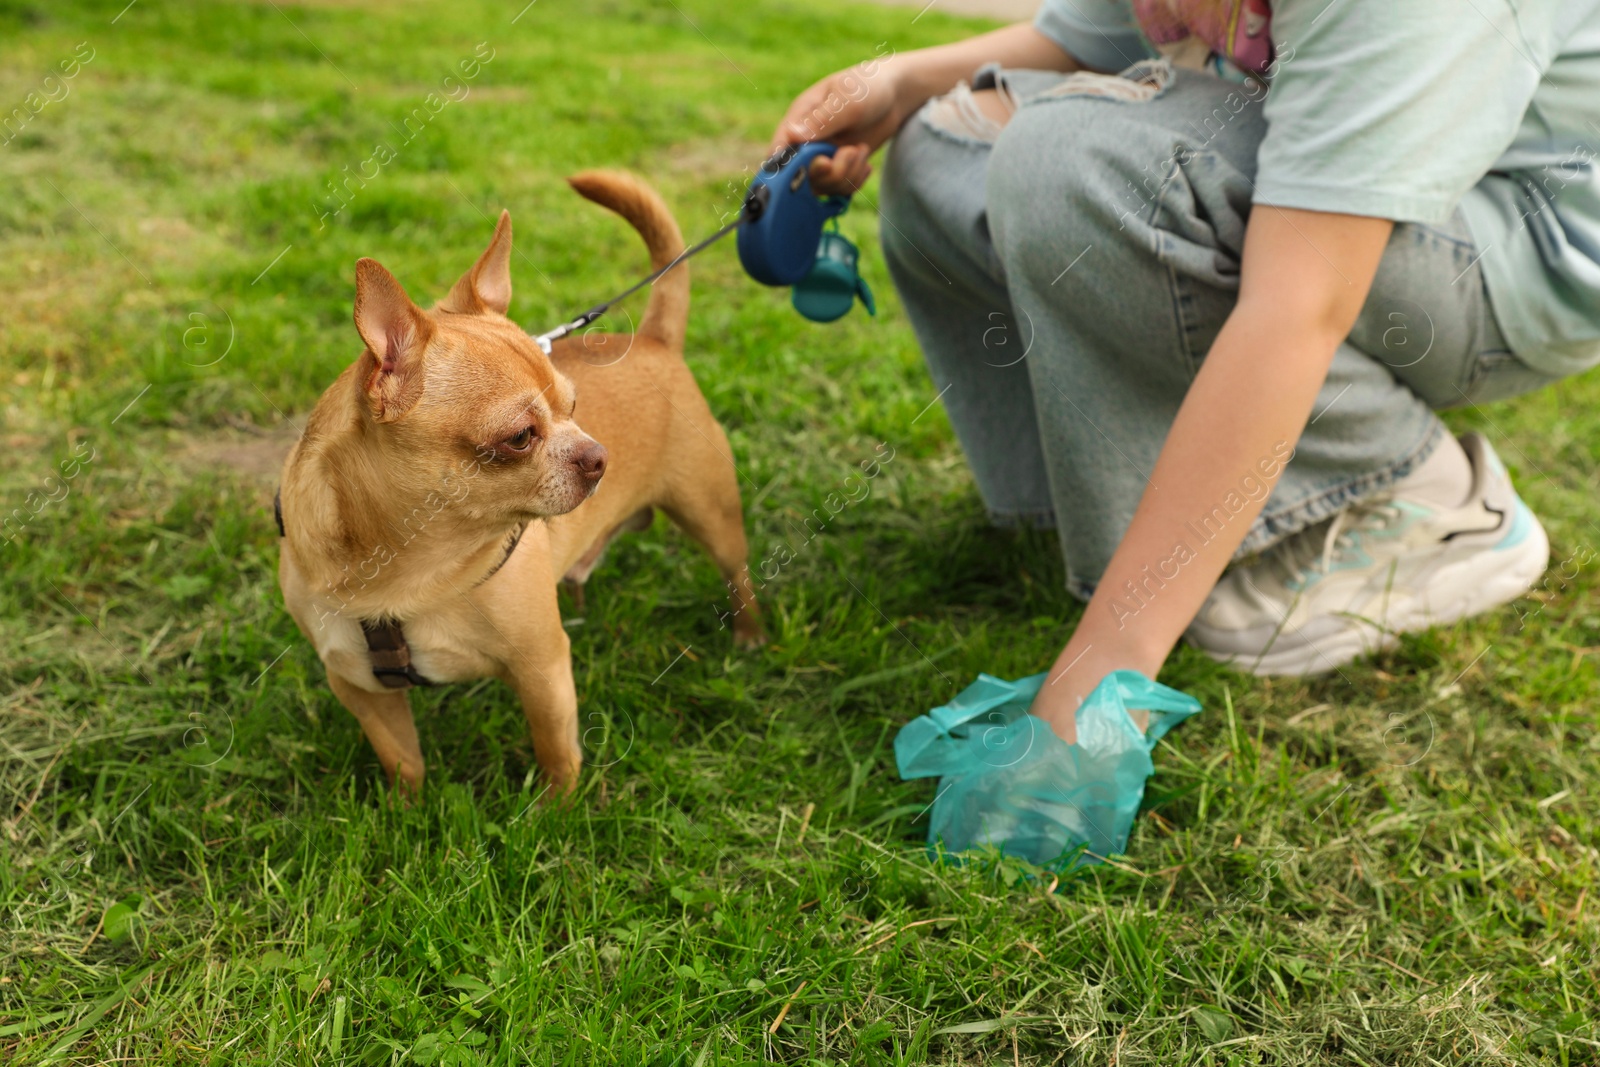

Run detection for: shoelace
[[1262, 499, 1405, 587]]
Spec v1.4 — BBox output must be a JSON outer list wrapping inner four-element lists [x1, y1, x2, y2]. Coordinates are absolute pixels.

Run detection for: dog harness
[[273, 489, 525, 690]]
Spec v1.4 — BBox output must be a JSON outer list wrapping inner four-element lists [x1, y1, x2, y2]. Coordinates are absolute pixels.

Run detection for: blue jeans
[[879, 62, 1558, 599]]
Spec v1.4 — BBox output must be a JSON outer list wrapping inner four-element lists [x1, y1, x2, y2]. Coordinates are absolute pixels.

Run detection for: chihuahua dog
[[277, 171, 763, 797]]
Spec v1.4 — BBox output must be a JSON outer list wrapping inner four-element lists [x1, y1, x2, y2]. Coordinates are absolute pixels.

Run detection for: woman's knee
[[987, 91, 1256, 292], [985, 100, 1135, 273]]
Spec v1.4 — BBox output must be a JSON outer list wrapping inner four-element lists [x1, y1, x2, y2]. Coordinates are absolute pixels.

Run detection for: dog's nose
[[573, 440, 607, 482]]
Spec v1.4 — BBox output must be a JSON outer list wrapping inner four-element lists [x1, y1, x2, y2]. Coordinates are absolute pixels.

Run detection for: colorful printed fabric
[[1130, 0, 1274, 75]]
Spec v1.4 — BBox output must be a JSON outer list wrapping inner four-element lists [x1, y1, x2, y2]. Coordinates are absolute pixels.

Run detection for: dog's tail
[[566, 170, 688, 351]]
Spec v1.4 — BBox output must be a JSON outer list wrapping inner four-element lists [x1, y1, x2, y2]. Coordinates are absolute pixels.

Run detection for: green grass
[[2, 0, 1598, 1062]]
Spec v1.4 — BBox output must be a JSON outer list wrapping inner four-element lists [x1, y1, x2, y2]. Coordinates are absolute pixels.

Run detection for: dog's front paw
[[733, 616, 767, 650], [537, 756, 583, 802], [386, 759, 426, 805]]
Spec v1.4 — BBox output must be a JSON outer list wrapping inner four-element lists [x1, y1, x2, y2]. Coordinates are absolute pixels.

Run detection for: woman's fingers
[[771, 81, 842, 151], [808, 148, 874, 196], [845, 146, 876, 189], [770, 68, 900, 192], [833, 145, 873, 191], [834, 143, 865, 173]]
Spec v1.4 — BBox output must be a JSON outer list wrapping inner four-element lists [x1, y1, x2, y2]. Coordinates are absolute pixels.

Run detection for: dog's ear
[[354, 257, 433, 423], [438, 209, 513, 316]]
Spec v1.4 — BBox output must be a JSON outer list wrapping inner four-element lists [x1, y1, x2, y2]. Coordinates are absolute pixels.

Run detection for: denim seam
[[1453, 256, 1502, 399], [1151, 150, 1225, 377], [1462, 349, 1555, 405], [1461, 345, 1493, 400], [1018, 92, 1152, 115], [1162, 240, 1204, 377], [988, 507, 1057, 531], [1409, 223, 1478, 256], [1238, 419, 1446, 559]]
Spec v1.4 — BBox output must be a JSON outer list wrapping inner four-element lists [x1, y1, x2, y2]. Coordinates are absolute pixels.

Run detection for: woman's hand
[[769, 24, 1079, 197], [1028, 644, 1155, 746], [769, 63, 906, 196]]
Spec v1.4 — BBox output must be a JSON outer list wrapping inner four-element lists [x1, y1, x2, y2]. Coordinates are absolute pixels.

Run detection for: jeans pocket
[[1460, 349, 1560, 406]]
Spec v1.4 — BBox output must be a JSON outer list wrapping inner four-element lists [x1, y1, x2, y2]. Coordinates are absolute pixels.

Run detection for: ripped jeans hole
[[1034, 58, 1175, 103], [920, 58, 1178, 144], [921, 78, 1019, 144]]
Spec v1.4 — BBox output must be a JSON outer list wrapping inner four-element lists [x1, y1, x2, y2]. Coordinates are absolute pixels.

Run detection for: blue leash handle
[[737, 142, 852, 286]]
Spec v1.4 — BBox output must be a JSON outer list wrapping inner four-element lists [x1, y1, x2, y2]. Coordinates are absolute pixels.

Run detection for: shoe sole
[[1193, 503, 1550, 677]]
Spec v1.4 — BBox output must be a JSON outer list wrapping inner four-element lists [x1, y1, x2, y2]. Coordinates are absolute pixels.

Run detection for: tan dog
[[277, 171, 763, 797]]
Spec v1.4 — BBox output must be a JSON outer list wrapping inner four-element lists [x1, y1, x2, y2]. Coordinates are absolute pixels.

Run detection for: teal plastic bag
[[894, 670, 1201, 870], [791, 229, 875, 323]]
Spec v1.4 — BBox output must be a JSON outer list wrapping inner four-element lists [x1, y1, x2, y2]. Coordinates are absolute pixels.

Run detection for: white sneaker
[[1186, 433, 1549, 676]]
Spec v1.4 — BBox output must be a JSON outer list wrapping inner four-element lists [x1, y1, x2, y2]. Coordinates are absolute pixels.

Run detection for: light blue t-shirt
[[1035, 0, 1600, 375]]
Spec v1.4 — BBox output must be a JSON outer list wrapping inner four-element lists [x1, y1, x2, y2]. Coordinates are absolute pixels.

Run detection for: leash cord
[[532, 189, 765, 354]]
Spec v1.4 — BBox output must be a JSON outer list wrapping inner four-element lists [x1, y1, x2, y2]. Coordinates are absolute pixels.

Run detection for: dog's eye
[[503, 427, 535, 452]]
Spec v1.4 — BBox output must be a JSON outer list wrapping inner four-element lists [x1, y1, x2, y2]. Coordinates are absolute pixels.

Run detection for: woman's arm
[[1031, 207, 1396, 742], [771, 23, 1078, 195]]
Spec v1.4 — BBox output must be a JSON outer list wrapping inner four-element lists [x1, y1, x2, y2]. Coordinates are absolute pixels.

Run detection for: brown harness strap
[[273, 487, 525, 691], [361, 618, 437, 689]]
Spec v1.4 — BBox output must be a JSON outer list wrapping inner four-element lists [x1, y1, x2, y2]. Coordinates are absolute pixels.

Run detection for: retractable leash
[[531, 142, 874, 354]]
